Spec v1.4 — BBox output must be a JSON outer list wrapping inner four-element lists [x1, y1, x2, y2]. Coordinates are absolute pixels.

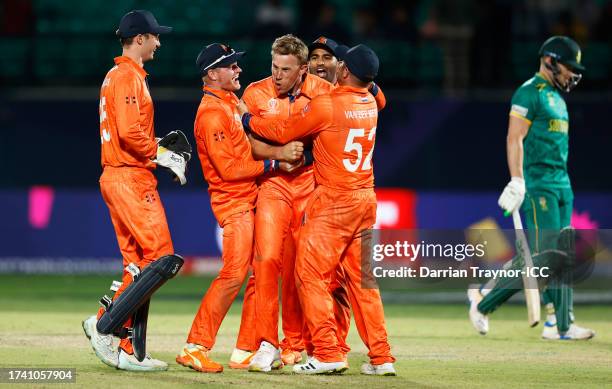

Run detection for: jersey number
[[342, 127, 376, 172], [100, 97, 111, 144]]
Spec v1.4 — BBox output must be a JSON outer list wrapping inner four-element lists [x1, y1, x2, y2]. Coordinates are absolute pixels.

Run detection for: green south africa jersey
[[509, 73, 570, 189]]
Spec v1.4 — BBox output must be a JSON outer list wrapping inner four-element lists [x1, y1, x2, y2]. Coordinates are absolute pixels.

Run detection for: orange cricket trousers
[[253, 174, 313, 349], [187, 210, 256, 351], [302, 265, 352, 357], [296, 186, 395, 365], [98, 166, 174, 354]]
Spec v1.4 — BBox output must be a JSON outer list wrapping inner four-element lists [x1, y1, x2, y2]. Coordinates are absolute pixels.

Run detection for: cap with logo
[[308, 36, 340, 57], [116, 10, 172, 38], [196, 43, 245, 75], [539, 36, 585, 72], [343, 44, 379, 83]]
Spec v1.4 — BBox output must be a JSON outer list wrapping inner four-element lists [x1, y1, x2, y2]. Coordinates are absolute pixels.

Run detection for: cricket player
[[240, 34, 335, 371], [242, 44, 396, 376], [175, 43, 302, 373], [468, 36, 595, 340], [82, 10, 186, 371], [306, 35, 388, 365]]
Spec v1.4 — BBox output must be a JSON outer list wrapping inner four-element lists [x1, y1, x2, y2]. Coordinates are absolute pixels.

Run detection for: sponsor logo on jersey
[[548, 119, 568, 134]]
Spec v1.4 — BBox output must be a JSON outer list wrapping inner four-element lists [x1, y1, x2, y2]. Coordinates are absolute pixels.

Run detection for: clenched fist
[[279, 141, 304, 163]]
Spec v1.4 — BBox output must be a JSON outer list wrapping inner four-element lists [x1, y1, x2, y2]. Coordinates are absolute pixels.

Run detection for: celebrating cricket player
[[241, 44, 396, 376]]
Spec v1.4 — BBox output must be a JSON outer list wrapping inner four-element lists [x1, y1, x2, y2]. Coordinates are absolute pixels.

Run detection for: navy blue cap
[[196, 43, 245, 75], [309, 36, 340, 57], [343, 44, 379, 83], [116, 10, 172, 38], [335, 44, 349, 61]]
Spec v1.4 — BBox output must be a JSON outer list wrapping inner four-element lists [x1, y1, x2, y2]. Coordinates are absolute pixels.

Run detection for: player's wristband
[[263, 159, 279, 173], [241, 113, 253, 133], [369, 82, 379, 97], [304, 149, 314, 167]]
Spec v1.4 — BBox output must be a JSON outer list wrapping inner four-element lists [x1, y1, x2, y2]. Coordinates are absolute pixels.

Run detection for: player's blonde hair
[[271, 34, 308, 65]]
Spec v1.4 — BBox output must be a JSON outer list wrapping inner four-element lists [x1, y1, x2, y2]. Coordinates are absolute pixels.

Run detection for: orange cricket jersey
[[99, 56, 157, 169], [241, 73, 335, 189], [334, 82, 386, 111], [249, 85, 378, 191], [195, 86, 266, 226]]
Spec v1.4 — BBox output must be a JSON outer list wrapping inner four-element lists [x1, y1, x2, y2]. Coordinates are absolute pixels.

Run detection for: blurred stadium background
[[0, 0, 611, 297]]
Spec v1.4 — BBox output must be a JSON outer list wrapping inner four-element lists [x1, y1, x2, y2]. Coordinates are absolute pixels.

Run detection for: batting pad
[[96, 254, 183, 335]]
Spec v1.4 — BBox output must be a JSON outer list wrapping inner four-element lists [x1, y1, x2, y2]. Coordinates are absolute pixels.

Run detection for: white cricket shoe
[[360, 362, 396, 376], [542, 321, 595, 340], [229, 348, 254, 369], [248, 341, 283, 372], [82, 315, 119, 367], [468, 286, 489, 335], [293, 356, 347, 375], [117, 349, 168, 371]]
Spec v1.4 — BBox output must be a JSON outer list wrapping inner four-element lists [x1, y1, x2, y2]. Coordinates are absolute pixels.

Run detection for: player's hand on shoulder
[[498, 177, 526, 213], [279, 141, 304, 163]]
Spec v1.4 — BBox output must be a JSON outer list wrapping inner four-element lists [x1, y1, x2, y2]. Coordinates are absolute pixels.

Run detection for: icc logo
[[267, 98, 280, 114]]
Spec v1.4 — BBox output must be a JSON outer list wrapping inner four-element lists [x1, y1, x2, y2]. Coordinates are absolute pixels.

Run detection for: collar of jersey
[[273, 73, 316, 100], [334, 84, 369, 94], [114, 56, 148, 79], [202, 85, 238, 103], [534, 72, 553, 88]]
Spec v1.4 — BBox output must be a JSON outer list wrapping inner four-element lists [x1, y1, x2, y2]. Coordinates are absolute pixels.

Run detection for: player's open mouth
[[316, 68, 327, 77]]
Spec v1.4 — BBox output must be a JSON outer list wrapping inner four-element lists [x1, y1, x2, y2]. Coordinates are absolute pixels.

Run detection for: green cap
[[539, 36, 585, 72]]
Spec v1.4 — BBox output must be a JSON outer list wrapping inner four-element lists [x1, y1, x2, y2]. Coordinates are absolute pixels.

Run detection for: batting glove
[[498, 177, 526, 213]]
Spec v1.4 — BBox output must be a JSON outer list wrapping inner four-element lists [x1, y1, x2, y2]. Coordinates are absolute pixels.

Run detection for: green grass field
[[0, 275, 611, 388]]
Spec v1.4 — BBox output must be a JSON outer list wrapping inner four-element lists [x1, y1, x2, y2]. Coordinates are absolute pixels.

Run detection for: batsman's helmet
[[539, 36, 585, 72]]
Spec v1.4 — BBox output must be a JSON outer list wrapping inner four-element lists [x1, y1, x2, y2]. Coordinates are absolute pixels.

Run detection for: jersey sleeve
[[241, 85, 262, 115], [113, 74, 157, 158], [247, 95, 333, 144], [196, 107, 265, 181], [510, 85, 538, 124]]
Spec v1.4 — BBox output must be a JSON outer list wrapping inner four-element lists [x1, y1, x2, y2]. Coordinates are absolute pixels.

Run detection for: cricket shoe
[[280, 348, 303, 365], [117, 349, 167, 371], [82, 315, 119, 368], [292, 356, 347, 375], [228, 348, 254, 369], [249, 341, 283, 372], [542, 322, 595, 340], [176, 343, 223, 373], [468, 286, 489, 335], [360, 362, 397, 376]]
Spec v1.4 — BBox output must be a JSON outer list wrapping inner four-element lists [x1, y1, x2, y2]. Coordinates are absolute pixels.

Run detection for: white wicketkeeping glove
[[498, 177, 526, 213], [153, 145, 187, 185]]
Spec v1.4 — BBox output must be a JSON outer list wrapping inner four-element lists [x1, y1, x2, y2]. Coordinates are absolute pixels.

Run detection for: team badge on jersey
[[267, 98, 280, 114], [539, 197, 548, 212]]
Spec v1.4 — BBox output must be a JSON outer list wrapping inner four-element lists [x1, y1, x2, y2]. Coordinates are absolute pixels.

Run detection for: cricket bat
[[512, 209, 540, 327]]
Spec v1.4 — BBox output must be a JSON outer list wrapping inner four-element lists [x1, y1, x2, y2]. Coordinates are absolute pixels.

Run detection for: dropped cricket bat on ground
[[512, 209, 540, 327]]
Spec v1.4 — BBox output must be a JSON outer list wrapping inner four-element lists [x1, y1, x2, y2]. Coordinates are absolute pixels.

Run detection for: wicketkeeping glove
[[157, 130, 192, 161], [498, 177, 526, 213], [153, 130, 192, 185]]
